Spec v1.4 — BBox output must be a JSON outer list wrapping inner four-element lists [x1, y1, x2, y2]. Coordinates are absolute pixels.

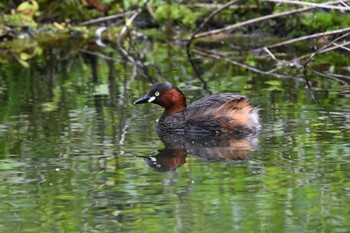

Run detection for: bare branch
[[117, 9, 142, 82], [191, 0, 239, 40], [262, 27, 350, 50], [186, 1, 238, 91], [81, 10, 137, 26], [303, 33, 350, 67], [189, 3, 257, 10], [194, 0, 350, 39], [334, 42, 350, 52], [266, 0, 350, 11], [193, 48, 304, 81], [263, 47, 277, 61], [338, 0, 350, 8]]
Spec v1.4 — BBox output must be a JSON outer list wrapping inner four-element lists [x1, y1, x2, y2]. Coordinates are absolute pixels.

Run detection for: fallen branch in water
[[261, 26, 350, 50]]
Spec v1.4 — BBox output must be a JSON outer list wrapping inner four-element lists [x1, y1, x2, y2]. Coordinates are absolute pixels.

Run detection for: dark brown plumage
[[134, 82, 261, 134]]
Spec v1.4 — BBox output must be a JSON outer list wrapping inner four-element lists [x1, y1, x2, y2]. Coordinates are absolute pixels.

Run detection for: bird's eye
[[155, 92, 160, 96]]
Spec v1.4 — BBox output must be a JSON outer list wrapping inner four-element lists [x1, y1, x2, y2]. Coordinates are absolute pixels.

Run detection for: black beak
[[134, 95, 150, 104]]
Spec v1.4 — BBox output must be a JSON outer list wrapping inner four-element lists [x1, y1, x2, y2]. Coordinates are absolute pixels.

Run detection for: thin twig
[[310, 69, 349, 84], [263, 47, 277, 60], [81, 10, 136, 25], [262, 27, 350, 50], [194, 0, 349, 39], [302, 70, 336, 122], [187, 0, 238, 92], [189, 3, 256, 9], [266, 0, 350, 11], [193, 48, 305, 81], [339, 0, 350, 8], [117, 9, 142, 83], [334, 42, 350, 52], [323, 72, 350, 80], [303, 33, 350, 67], [191, 0, 239, 40]]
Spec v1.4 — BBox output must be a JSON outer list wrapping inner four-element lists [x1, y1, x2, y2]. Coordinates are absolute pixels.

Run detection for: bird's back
[[157, 94, 260, 134]]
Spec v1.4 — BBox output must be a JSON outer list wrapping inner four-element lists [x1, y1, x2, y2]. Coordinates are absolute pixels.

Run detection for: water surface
[[0, 48, 349, 232]]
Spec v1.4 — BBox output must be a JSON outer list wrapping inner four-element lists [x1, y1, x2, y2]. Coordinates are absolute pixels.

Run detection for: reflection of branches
[[80, 50, 120, 61], [302, 71, 336, 122], [310, 69, 349, 84]]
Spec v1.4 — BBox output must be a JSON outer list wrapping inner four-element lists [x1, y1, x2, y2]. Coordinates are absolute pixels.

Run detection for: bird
[[134, 82, 261, 135]]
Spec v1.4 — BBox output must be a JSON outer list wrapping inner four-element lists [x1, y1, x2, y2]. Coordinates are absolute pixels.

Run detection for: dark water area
[[0, 43, 349, 232]]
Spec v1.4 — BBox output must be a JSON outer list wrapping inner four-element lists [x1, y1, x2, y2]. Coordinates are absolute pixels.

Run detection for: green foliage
[[154, 4, 197, 28], [301, 11, 350, 31], [0, 0, 39, 28]]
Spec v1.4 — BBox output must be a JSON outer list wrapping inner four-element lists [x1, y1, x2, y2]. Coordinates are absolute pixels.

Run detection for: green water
[[0, 49, 349, 233]]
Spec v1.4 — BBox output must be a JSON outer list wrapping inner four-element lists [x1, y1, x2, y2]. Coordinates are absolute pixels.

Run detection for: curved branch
[[186, 1, 238, 92], [194, 0, 349, 39], [303, 32, 350, 68]]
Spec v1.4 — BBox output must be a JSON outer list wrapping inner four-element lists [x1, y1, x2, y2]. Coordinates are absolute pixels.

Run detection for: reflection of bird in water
[[143, 148, 186, 172], [142, 132, 259, 172]]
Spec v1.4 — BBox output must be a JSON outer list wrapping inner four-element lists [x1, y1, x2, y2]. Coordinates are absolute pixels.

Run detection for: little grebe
[[134, 82, 261, 134]]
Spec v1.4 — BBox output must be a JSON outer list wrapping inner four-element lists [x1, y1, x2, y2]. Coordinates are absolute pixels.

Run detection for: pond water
[[0, 44, 349, 233]]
